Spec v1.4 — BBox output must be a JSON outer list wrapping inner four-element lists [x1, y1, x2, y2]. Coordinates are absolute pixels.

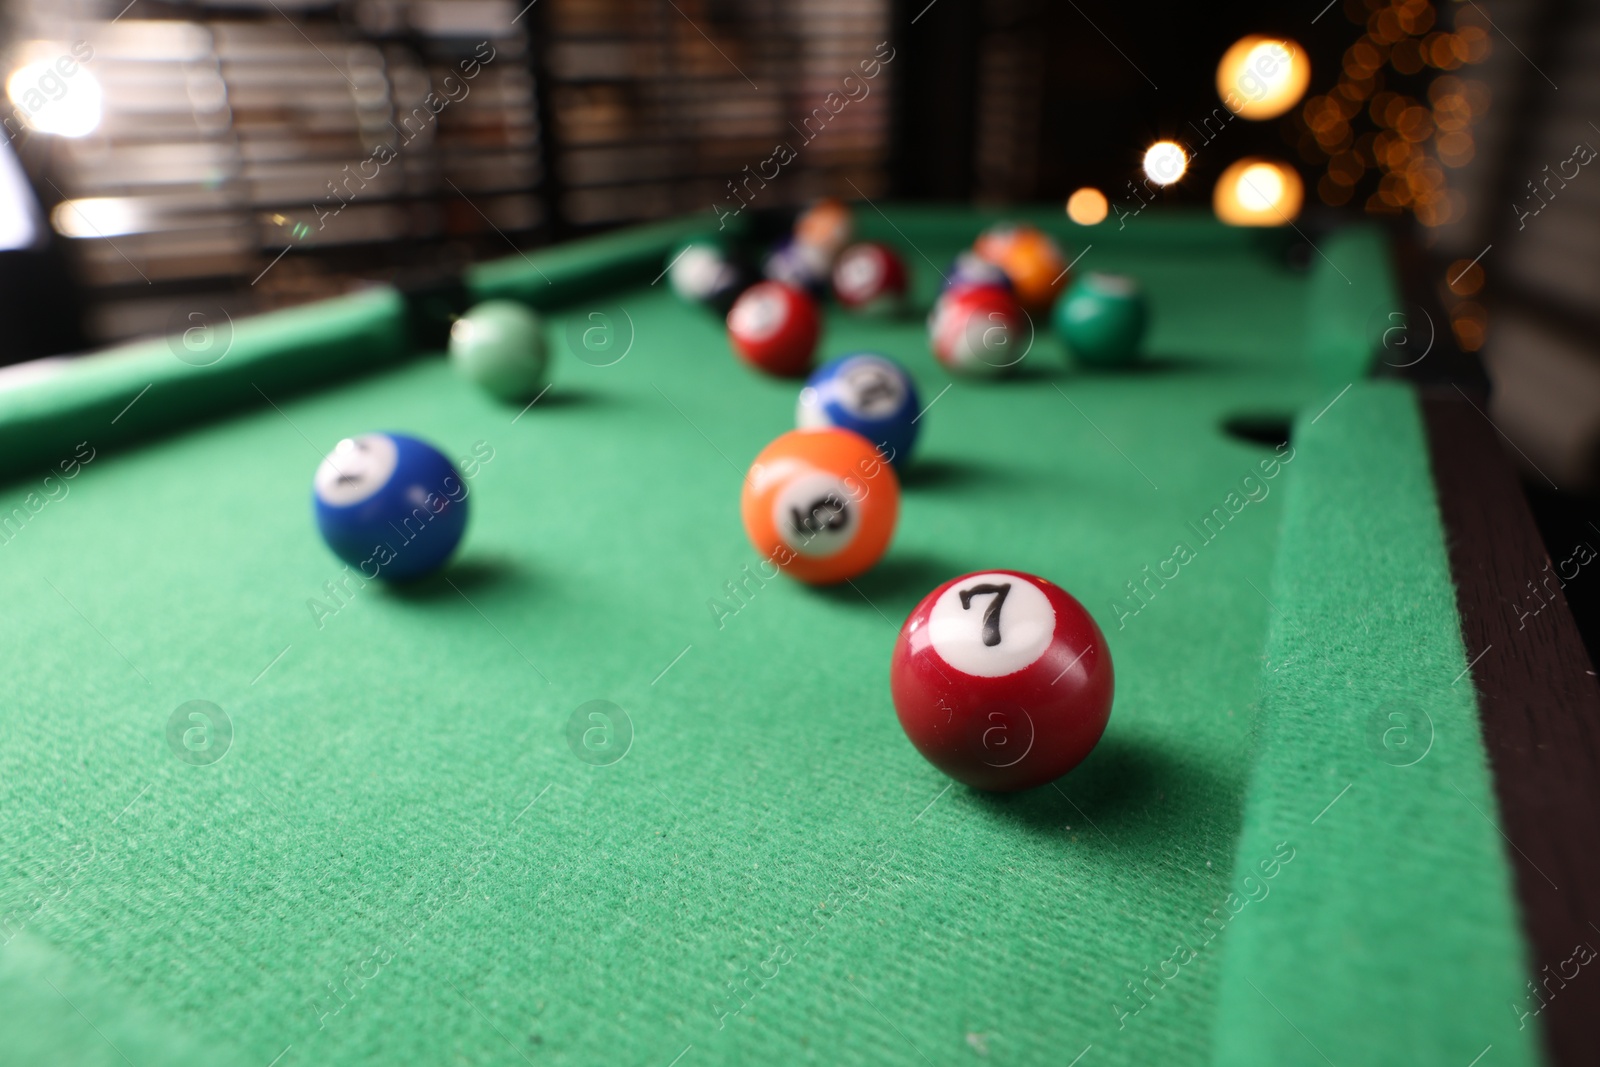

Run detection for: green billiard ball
[[449, 300, 549, 402], [1053, 272, 1148, 368]]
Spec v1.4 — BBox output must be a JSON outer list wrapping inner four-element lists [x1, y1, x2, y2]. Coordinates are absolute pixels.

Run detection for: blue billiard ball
[[942, 251, 1014, 295], [796, 353, 921, 468], [313, 433, 468, 581], [764, 238, 832, 299]]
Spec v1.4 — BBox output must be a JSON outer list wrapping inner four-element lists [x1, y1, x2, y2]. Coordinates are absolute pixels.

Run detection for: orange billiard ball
[[973, 223, 1069, 313], [794, 196, 854, 261], [741, 428, 899, 585]]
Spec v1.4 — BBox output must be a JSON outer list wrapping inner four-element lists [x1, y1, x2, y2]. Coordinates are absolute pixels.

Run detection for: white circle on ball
[[968, 311, 1019, 366], [671, 246, 730, 301], [937, 306, 1017, 373], [795, 386, 828, 429], [836, 247, 883, 298], [834, 356, 906, 418], [314, 434, 398, 507], [1084, 271, 1138, 297], [792, 241, 832, 273], [927, 572, 1055, 678], [931, 304, 973, 367], [730, 288, 786, 341], [771, 469, 858, 557]]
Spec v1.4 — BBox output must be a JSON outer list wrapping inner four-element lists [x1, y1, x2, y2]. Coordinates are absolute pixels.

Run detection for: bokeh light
[[1216, 36, 1310, 120], [1451, 300, 1487, 351], [1066, 187, 1108, 225], [1142, 142, 1188, 186], [1306, 2, 1492, 223], [6, 59, 102, 138], [50, 197, 142, 238], [0, 140, 40, 251], [1446, 258, 1484, 297], [1213, 159, 1305, 226]]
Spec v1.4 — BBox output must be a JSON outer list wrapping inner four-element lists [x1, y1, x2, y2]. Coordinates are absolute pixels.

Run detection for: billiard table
[[1, 206, 1596, 1067]]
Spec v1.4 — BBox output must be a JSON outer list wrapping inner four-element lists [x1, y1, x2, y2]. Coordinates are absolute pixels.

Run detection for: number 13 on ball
[[890, 570, 1113, 791]]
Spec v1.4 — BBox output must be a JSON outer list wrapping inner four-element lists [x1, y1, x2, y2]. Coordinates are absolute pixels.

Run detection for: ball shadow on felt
[[897, 455, 1013, 493], [961, 734, 1243, 862], [381, 555, 530, 602], [809, 551, 971, 615]]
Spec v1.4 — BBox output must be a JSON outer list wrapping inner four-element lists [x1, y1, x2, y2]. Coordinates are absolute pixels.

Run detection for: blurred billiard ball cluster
[[311, 197, 1139, 793]]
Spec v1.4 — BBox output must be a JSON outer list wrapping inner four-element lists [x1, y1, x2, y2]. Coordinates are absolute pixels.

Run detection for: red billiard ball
[[890, 570, 1113, 791], [727, 281, 820, 377], [832, 241, 907, 313], [927, 283, 1027, 376]]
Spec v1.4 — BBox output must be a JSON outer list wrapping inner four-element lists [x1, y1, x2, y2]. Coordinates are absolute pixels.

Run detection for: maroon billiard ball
[[890, 569, 1113, 791], [832, 241, 907, 312], [726, 281, 820, 377]]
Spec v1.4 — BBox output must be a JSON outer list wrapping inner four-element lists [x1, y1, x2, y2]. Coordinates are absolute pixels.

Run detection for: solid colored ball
[[741, 427, 899, 585], [973, 223, 1069, 312], [942, 251, 1014, 295], [832, 242, 907, 313], [891, 569, 1113, 791], [927, 283, 1027, 376], [448, 301, 548, 402], [764, 238, 832, 299], [796, 353, 920, 468], [727, 281, 820, 377], [668, 241, 755, 313], [1054, 272, 1149, 367], [313, 432, 469, 582]]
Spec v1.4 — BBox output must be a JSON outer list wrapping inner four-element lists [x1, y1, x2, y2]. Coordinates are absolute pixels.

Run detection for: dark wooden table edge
[[1392, 226, 1600, 1063]]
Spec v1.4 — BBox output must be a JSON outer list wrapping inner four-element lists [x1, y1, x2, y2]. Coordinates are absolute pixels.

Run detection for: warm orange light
[[1436, 131, 1475, 168], [1447, 260, 1484, 297], [1318, 174, 1354, 207], [1452, 302, 1487, 351], [1217, 36, 1310, 120], [1065, 187, 1109, 225], [1457, 26, 1491, 63], [1213, 159, 1305, 226]]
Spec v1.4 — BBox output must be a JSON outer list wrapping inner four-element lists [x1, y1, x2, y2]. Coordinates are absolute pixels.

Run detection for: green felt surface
[[0, 288, 408, 487], [0, 210, 1529, 1066], [1210, 382, 1538, 1067], [1305, 226, 1398, 387], [0, 933, 244, 1067]]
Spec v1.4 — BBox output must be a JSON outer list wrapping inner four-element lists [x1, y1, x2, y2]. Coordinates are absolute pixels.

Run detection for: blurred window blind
[[542, 0, 893, 227], [6, 0, 893, 347], [10, 1, 539, 344]]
